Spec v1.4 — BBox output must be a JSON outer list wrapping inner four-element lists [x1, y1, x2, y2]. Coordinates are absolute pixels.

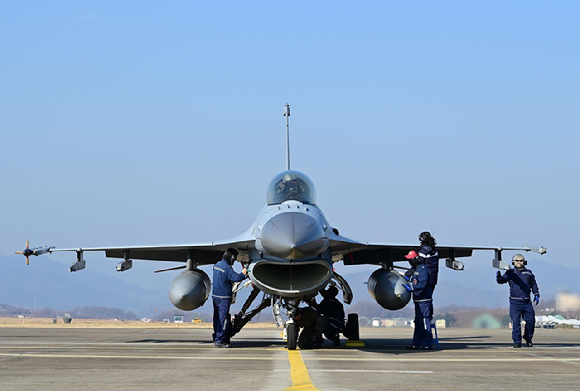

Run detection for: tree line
[[0, 303, 138, 320]]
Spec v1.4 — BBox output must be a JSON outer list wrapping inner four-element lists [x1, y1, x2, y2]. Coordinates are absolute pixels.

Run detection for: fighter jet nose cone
[[260, 212, 329, 259]]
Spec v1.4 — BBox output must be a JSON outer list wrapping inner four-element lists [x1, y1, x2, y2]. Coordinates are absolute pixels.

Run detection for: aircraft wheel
[[345, 313, 359, 340], [287, 323, 297, 350]]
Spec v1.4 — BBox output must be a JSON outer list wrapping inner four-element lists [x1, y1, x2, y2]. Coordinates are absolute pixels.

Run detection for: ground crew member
[[418, 231, 439, 293], [212, 248, 247, 348], [294, 306, 327, 349], [318, 286, 345, 346], [496, 254, 540, 348], [404, 250, 433, 350]]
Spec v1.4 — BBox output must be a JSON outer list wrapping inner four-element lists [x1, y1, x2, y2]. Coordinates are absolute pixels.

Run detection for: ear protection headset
[[418, 231, 436, 246], [223, 248, 239, 264], [511, 254, 527, 266], [408, 256, 421, 267]]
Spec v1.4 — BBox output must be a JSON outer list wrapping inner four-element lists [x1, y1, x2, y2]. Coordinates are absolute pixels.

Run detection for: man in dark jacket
[[318, 286, 345, 346], [497, 254, 540, 348], [418, 231, 439, 293], [405, 250, 433, 350], [212, 248, 247, 348]]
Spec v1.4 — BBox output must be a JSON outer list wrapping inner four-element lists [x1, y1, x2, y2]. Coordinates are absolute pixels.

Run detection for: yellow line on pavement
[[282, 350, 321, 391]]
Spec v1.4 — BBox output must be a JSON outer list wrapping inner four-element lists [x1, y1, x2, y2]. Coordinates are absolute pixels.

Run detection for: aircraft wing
[[49, 236, 256, 265], [328, 236, 547, 266]]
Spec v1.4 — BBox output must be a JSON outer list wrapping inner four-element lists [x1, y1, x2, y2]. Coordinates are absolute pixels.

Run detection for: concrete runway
[[0, 326, 579, 391]]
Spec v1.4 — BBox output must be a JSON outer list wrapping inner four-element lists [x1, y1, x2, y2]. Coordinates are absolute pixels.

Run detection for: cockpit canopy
[[266, 170, 317, 205]]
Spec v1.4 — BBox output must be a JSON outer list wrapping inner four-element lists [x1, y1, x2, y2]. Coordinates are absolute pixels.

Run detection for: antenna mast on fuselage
[[284, 103, 290, 170]]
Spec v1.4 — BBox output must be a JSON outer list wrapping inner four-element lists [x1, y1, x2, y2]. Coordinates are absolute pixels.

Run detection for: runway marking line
[[278, 369, 433, 374], [303, 357, 580, 362], [0, 353, 283, 361], [1, 351, 579, 364], [282, 350, 321, 391]]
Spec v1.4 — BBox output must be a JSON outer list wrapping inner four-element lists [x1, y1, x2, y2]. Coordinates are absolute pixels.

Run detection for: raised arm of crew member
[[418, 231, 439, 293]]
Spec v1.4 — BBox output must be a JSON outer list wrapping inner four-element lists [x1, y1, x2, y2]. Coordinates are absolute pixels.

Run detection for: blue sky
[[1, 2, 579, 293]]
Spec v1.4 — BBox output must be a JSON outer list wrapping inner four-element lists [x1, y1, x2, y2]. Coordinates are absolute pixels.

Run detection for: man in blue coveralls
[[497, 254, 540, 348], [404, 250, 433, 350], [212, 248, 247, 348]]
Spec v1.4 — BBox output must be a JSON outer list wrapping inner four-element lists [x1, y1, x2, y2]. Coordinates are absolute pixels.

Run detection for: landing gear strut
[[229, 287, 272, 339]]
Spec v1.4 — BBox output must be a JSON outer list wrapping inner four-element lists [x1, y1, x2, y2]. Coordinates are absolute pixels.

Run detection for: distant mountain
[[0, 255, 168, 314]]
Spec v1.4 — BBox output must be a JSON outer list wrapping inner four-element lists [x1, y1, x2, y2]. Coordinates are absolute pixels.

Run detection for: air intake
[[250, 259, 332, 298]]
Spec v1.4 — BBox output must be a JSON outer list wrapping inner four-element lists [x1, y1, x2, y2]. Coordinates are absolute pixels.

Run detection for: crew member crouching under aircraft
[[294, 306, 327, 349], [318, 286, 345, 346]]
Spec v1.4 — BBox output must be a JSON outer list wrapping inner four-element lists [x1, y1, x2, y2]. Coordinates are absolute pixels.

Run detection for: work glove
[[403, 275, 410, 281], [534, 294, 540, 306], [496, 271, 502, 279], [403, 284, 412, 292]]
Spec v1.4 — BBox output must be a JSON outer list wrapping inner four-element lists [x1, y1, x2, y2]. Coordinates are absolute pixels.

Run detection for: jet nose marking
[[260, 212, 329, 259]]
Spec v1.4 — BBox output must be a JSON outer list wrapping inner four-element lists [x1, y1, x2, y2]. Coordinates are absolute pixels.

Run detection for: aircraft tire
[[287, 323, 297, 350], [345, 313, 359, 340]]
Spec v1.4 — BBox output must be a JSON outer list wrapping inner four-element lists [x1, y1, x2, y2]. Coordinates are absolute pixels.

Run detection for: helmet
[[512, 254, 527, 266], [223, 248, 239, 264]]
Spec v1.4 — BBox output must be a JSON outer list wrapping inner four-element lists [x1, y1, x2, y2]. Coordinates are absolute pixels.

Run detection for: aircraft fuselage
[[249, 201, 333, 297]]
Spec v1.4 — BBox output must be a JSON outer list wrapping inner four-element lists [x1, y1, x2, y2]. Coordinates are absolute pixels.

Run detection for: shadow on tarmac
[[125, 332, 580, 351], [339, 337, 580, 353], [126, 338, 288, 348]]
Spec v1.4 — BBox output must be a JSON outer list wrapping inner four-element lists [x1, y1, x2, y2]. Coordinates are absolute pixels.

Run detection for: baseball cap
[[405, 250, 419, 259]]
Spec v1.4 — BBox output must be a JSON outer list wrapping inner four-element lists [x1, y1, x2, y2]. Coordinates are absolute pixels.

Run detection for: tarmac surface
[[0, 325, 579, 391]]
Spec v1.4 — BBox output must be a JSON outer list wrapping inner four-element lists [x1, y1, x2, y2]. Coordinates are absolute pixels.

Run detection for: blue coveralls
[[410, 263, 433, 348], [212, 259, 246, 344], [419, 244, 439, 292], [497, 267, 540, 344]]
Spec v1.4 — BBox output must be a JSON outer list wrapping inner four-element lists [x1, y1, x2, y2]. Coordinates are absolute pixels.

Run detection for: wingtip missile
[[15, 240, 32, 265], [15, 241, 53, 265]]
